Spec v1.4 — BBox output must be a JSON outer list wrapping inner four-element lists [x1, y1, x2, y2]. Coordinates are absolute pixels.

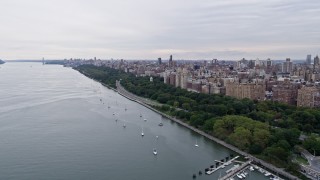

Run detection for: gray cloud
[[0, 0, 319, 60]]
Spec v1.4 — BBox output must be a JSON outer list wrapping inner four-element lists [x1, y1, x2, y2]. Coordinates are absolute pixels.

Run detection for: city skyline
[[0, 0, 319, 60]]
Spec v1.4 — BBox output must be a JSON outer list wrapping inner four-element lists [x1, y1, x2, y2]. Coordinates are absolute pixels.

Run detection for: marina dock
[[218, 161, 251, 180], [205, 156, 240, 175]]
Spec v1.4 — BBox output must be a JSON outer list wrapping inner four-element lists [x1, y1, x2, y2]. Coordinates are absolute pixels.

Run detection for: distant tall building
[[306, 55, 312, 65], [212, 59, 218, 65], [282, 58, 293, 74], [158, 58, 162, 65], [168, 55, 173, 67], [314, 55, 320, 71], [237, 58, 248, 69], [266, 58, 272, 67], [314, 55, 320, 66], [266, 58, 272, 74], [248, 60, 255, 69]]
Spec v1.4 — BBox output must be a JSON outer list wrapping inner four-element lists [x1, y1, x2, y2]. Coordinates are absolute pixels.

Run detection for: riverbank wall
[[115, 80, 300, 180]]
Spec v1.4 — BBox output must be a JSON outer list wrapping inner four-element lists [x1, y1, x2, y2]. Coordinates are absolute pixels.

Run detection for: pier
[[218, 161, 251, 180], [205, 156, 240, 175]]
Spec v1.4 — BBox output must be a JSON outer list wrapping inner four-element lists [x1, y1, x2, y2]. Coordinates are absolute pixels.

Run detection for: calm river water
[[0, 63, 269, 180]]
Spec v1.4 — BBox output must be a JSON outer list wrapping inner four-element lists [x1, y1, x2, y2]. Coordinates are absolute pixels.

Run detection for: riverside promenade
[[116, 80, 299, 180]]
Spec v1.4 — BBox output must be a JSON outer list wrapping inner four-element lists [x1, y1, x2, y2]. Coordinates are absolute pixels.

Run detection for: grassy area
[[295, 155, 309, 165]]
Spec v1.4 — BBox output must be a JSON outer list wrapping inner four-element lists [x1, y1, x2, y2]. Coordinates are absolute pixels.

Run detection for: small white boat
[[158, 122, 163, 126], [195, 140, 199, 147], [241, 172, 246, 178], [249, 166, 254, 171], [259, 168, 265, 173], [123, 124, 126, 128], [236, 173, 243, 179], [265, 172, 271, 176], [144, 118, 147, 121], [153, 148, 157, 155], [141, 128, 144, 136]]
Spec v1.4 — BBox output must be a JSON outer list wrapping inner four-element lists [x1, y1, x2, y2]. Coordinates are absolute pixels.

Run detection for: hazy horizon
[[0, 0, 319, 60]]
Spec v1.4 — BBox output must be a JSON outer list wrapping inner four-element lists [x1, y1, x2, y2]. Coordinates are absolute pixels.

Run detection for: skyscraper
[[168, 55, 173, 67], [314, 55, 320, 65], [306, 55, 312, 65], [158, 58, 162, 65], [282, 58, 293, 74]]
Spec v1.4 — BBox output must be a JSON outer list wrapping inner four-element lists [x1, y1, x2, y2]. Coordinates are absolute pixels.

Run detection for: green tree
[[253, 129, 270, 149], [228, 127, 251, 150]]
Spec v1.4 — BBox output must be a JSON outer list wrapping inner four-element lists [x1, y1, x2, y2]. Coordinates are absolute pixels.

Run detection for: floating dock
[[205, 156, 239, 175], [218, 161, 251, 180]]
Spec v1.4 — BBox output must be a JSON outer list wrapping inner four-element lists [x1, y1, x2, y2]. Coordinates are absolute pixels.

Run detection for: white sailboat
[[153, 148, 157, 155], [195, 140, 199, 147], [141, 127, 144, 136]]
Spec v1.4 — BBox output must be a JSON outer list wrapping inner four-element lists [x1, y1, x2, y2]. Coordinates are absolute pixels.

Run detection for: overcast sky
[[0, 0, 319, 60]]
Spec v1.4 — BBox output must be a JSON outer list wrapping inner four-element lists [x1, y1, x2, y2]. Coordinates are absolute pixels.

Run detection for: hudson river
[[0, 63, 269, 180]]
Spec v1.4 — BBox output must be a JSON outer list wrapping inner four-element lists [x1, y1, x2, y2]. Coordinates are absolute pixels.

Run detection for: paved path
[[116, 81, 300, 180], [302, 149, 320, 172]]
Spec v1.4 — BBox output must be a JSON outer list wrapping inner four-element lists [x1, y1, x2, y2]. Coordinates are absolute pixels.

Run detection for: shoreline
[[76, 69, 118, 92], [115, 80, 300, 180], [75, 70, 300, 180]]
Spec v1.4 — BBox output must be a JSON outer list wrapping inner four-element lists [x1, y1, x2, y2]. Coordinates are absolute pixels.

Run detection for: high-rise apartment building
[[282, 58, 293, 74], [168, 55, 173, 67], [225, 81, 266, 100], [306, 55, 312, 65], [272, 80, 300, 106], [314, 55, 320, 66], [297, 85, 320, 107]]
